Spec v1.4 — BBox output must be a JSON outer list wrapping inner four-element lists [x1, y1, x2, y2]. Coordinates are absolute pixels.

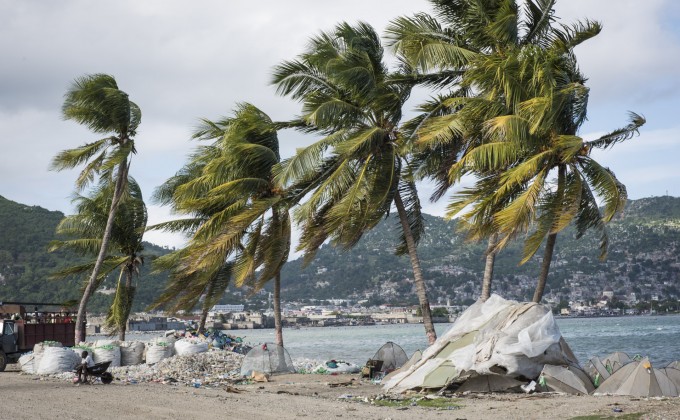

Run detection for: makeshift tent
[[456, 375, 524, 393], [383, 350, 422, 383], [661, 367, 680, 389], [538, 364, 595, 395], [668, 361, 680, 370], [601, 352, 632, 374], [240, 343, 295, 376], [383, 295, 579, 393], [371, 342, 408, 373], [585, 356, 610, 387], [596, 358, 679, 397]]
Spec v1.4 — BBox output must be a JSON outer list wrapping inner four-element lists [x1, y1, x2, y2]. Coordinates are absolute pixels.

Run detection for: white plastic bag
[[145, 341, 173, 364], [19, 353, 35, 374]]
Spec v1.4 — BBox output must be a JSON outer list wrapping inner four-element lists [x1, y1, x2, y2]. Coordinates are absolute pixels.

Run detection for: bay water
[[117, 314, 679, 367], [220, 315, 680, 367]]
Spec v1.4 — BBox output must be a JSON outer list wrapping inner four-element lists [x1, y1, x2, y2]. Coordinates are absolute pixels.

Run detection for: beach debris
[[585, 356, 611, 386], [19, 353, 35, 374], [537, 364, 594, 395], [224, 385, 244, 393], [382, 295, 578, 394], [520, 380, 537, 393], [174, 338, 208, 356], [251, 371, 270, 382], [240, 343, 295, 377], [595, 358, 679, 397], [313, 360, 360, 374]]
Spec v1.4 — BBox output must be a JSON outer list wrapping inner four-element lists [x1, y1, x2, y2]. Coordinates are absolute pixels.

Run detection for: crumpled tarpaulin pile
[[383, 295, 579, 394]]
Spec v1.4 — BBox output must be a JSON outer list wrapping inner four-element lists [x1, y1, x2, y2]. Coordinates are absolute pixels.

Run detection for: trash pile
[[381, 295, 680, 398]]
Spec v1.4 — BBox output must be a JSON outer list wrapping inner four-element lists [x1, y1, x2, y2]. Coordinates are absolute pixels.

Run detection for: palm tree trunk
[[533, 233, 557, 303], [273, 273, 284, 347], [481, 233, 498, 302], [74, 158, 129, 343], [117, 268, 133, 342], [197, 279, 215, 335], [394, 191, 437, 345]]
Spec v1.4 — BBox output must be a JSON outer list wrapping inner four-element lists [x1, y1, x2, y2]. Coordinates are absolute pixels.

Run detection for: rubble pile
[[109, 348, 245, 386]]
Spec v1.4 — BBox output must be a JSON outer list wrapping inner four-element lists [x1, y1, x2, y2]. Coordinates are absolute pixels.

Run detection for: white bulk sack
[[93, 345, 121, 367], [120, 341, 145, 366], [19, 353, 35, 374], [37, 347, 80, 374], [174, 339, 208, 356], [33, 341, 63, 371], [145, 341, 173, 364]]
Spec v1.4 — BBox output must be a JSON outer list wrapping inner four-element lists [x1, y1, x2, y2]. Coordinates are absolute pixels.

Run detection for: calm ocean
[[226, 314, 680, 367]]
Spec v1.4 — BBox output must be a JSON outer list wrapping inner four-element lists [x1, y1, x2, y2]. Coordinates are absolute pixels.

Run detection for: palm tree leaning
[[272, 22, 437, 344], [151, 104, 291, 345], [49, 178, 147, 341], [444, 43, 645, 303], [386, 0, 567, 301], [51, 74, 140, 343]]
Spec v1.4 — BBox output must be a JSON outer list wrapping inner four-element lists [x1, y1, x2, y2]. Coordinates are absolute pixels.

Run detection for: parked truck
[[0, 302, 76, 371]]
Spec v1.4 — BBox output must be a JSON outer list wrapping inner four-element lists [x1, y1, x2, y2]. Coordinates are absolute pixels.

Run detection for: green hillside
[[1, 194, 678, 311]]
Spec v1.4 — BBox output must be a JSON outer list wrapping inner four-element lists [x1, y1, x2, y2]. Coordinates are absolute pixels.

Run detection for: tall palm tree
[[49, 178, 147, 341], [272, 22, 437, 344], [443, 42, 645, 302], [387, 0, 608, 300], [51, 74, 140, 343], [151, 104, 291, 345]]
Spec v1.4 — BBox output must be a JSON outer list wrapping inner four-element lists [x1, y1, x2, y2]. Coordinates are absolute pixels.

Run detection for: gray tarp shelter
[[539, 364, 595, 395], [596, 358, 679, 397], [371, 342, 408, 373]]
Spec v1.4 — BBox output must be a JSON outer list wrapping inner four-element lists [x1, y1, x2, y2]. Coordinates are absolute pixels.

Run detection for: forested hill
[[1, 194, 679, 312], [0, 195, 171, 313], [276, 195, 680, 306]]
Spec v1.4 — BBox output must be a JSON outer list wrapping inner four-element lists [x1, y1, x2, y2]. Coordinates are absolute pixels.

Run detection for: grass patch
[[570, 413, 644, 420], [372, 397, 462, 410]]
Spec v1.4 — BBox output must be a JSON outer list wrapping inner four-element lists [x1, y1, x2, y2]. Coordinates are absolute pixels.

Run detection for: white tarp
[[383, 295, 578, 393]]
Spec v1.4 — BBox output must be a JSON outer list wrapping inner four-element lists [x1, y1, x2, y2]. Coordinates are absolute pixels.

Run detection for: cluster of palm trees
[[52, 0, 643, 346]]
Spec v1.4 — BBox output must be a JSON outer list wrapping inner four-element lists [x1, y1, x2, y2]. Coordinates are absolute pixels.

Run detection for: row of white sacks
[[19, 337, 209, 375]]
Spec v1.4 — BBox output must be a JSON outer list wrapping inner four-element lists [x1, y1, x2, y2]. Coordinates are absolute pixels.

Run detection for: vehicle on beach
[[0, 302, 76, 371]]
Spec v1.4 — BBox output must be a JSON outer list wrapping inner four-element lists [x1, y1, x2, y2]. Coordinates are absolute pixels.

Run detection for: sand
[[3, 368, 679, 420]]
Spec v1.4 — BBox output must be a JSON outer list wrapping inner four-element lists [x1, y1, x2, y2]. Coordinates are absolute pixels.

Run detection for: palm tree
[[271, 22, 437, 344], [51, 74, 140, 343], [443, 41, 645, 302], [386, 1, 609, 301], [49, 178, 147, 341], [151, 103, 291, 344]]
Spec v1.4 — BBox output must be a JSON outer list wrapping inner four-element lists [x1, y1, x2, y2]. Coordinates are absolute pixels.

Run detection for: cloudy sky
[[1, 0, 679, 249]]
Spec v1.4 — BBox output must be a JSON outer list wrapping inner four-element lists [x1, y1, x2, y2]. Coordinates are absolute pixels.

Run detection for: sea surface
[[118, 314, 679, 367]]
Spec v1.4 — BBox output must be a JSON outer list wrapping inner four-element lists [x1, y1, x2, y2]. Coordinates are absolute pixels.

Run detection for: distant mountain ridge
[[1, 194, 678, 312]]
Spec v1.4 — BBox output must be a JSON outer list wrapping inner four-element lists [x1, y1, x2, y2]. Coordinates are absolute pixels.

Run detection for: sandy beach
[[3, 367, 679, 420]]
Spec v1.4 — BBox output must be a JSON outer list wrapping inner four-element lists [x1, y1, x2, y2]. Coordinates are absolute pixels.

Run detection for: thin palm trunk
[[533, 233, 557, 303], [394, 191, 437, 345], [117, 268, 133, 341], [197, 279, 216, 335], [74, 157, 130, 343], [481, 233, 498, 301], [273, 273, 283, 347]]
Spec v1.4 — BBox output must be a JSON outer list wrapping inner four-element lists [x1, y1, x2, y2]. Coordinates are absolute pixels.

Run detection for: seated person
[[76, 351, 94, 383]]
